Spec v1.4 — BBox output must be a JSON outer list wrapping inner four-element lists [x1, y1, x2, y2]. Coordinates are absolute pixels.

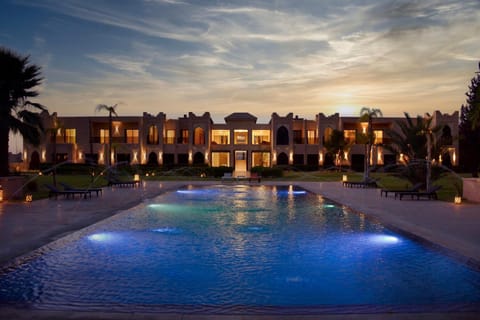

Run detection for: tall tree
[[359, 107, 383, 180], [45, 115, 64, 186], [0, 47, 46, 176], [385, 113, 442, 187], [459, 62, 480, 177], [95, 104, 118, 167], [323, 129, 350, 170]]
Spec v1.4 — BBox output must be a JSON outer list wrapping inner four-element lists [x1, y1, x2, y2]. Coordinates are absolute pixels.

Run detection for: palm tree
[[0, 47, 46, 176], [359, 107, 383, 180], [95, 104, 118, 167], [386, 113, 442, 188]]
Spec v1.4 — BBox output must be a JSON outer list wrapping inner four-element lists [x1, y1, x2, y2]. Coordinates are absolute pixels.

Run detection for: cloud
[[12, 0, 480, 121]]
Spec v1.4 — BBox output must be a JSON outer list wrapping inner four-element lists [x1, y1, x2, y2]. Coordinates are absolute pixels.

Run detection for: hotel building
[[23, 110, 459, 176]]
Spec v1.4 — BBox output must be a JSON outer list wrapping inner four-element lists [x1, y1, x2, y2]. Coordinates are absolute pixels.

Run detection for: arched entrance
[[277, 152, 288, 165], [193, 152, 204, 165], [147, 152, 158, 165]]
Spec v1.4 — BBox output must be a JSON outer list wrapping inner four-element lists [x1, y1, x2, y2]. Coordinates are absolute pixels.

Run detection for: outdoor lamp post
[[361, 121, 369, 180]]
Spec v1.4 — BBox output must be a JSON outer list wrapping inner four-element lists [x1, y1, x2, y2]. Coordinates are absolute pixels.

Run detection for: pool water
[[1, 185, 480, 314]]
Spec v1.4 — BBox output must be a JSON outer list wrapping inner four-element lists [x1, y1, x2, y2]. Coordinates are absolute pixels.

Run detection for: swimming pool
[[1, 184, 480, 314]]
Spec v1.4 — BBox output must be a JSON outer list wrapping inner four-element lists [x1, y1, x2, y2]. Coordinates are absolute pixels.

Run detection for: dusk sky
[[1, 0, 479, 125]]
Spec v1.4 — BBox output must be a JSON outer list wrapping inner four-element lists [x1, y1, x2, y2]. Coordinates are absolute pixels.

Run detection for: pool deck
[[0, 180, 479, 319]]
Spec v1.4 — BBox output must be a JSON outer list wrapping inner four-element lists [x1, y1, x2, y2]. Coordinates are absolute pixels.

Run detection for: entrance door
[[234, 150, 247, 176]]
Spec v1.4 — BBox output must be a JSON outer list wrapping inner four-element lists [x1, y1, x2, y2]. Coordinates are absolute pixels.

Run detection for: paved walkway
[[0, 180, 479, 320]]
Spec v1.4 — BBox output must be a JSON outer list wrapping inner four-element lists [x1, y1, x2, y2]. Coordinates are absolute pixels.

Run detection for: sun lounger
[[60, 182, 103, 196], [380, 182, 424, 198], [343, 178, 378, 188], [398, 185, 442, 200], [108, 177, 140, 188], [44, 184, 91, 199]]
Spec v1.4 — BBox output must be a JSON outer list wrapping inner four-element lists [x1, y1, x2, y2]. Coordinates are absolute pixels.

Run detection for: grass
[[15, 170, 465, 203], [22, 174, 109, 200]]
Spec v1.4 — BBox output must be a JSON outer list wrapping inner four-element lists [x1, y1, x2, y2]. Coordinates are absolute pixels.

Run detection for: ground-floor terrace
[[0, 181, 479, 319]]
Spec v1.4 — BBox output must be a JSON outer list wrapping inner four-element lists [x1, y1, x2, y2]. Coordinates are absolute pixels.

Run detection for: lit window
[[147, 125, 159, 144], [125, 129, 139, 144], [100, 129, 109, 144], [307, 130, 316, 144], [211, 152, 230, 167], [324, 127, 333, 143], [64, 129, 76, 144], [194, 127, 205, 145], [373, 130, 383, 144], [252, 130, 270, 145], [181, 129, 189, 144], [343, 130, 356, 143], [165, 130, 175, 144], [212, 130, 230, 144], [234, 129, 248, 144], [252, 152, 270, 167]]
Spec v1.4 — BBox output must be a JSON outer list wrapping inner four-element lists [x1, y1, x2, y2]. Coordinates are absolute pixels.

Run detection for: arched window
[[147, 125, 159, 145], [323, 127, 333, 144], [276, 126, 289, 145], [194, 127, 205, 145], [193, 152, 205, 164], [441, 125, 453, 146], [277, 152, 289, 165], [147, 152, 158, 165]]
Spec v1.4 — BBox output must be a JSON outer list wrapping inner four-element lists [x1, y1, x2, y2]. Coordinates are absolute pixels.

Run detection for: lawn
[[16, 170, 464, 203]]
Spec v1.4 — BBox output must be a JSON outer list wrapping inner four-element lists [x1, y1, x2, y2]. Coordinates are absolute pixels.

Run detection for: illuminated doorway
[[234, 150, 247, 175]]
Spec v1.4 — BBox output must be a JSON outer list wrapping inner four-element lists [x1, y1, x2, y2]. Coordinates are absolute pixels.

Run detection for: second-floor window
[[212, 130, 230, 144], [234, 129, 248, 144], [52, 128, 76, 144], [293, 130, 303, 144], [373, 130, 383, 144], [194, 127, 205, 145], [147, 125, 159, 144], [180, 129, 189, 144], [165, 129, 175, 144], [65, 129, 76, 144], [307, 130, 316, 144], [100, 129, 109, 144], [344, 130, 356, 144], [252, 130, 270, 144], [125, 129, 139, 144]]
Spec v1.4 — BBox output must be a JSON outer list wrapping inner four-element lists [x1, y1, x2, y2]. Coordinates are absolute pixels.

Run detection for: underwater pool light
[[88, 232, 121, 243], [369, 235, 400, 245], [176, 190, 201, 194], [152, 227, 181, 234]]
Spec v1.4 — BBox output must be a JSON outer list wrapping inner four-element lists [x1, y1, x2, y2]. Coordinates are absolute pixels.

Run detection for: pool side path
[[1, 180, 480, 320]]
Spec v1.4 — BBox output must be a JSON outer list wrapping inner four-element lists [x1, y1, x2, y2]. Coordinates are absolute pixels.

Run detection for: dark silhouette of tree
[[359, 107, 382, 180], [95, 104, 118, 167], [0, 47, 46, 176], [459, 62, 480, 177], [385, 113, 440, 163], [385, 113, 442, 186], [45, 115, 64, 186], [324, 129, 350, 170]]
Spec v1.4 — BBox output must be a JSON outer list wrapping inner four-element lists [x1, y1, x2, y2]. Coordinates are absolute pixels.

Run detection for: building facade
[[23, 110, 459, 176]]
